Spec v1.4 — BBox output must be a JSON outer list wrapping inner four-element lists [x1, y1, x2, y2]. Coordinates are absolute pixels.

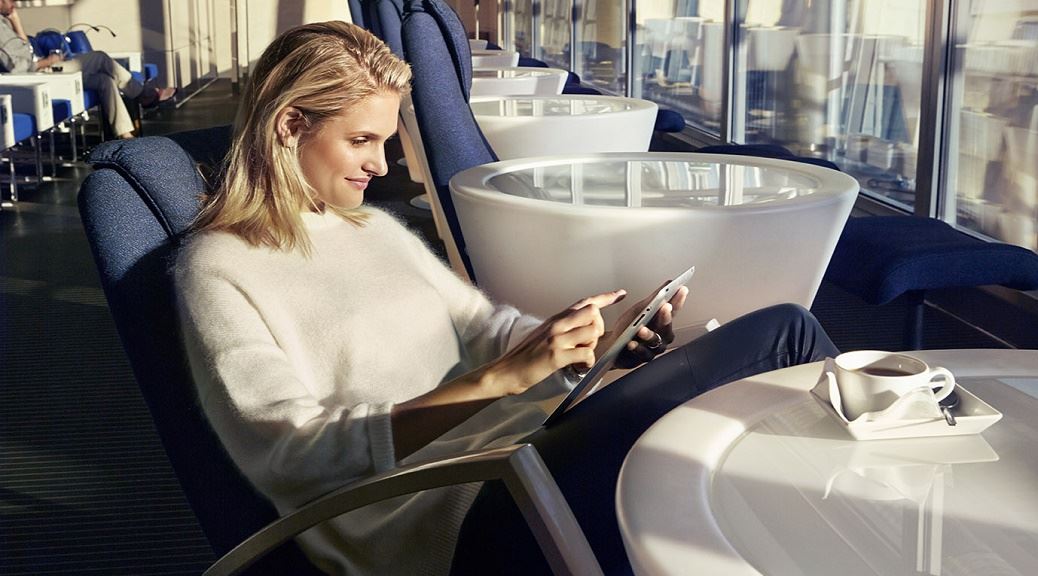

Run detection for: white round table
[[470, 67, 569, 97], [471, 49, 519, 68], [468, 95, 658, 160], [617, 349, 1038, 576], [448, 153, 857, 329]]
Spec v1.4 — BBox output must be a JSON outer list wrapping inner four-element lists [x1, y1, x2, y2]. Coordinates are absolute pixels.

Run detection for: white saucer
[[811, 381, 1003, 441]]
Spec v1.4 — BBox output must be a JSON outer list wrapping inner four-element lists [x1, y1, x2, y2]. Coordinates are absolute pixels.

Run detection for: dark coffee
[[860, 367, 915, 377]]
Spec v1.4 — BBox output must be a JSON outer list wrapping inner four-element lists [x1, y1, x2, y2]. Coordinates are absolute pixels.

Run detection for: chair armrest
[[204, 443, 602, 576]]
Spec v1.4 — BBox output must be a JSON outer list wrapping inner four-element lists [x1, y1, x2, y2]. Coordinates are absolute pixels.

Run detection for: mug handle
[[928, 366, 956, 402]]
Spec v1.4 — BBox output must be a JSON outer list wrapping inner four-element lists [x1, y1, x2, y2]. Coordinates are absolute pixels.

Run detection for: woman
[[175, 21, 838, 576]]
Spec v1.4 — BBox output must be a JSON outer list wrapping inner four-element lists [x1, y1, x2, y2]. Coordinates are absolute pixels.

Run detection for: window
[[736, 0, 926, 211], [944, 6, 1037, 251], [634, 0, 727, 136], [575, 0, 626, 95]]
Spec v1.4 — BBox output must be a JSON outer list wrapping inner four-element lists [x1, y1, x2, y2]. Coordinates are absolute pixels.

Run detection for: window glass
[[539, 0, 572, 69], [947, 8, 1037, 251], [510, 0, 535, 57], [575, 0, 626, 94], [737, 1, 925, 210], [634, 0, 727, 136]]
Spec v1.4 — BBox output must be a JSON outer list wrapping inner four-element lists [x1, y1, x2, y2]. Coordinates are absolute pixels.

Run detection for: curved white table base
[[617, 350, 1038, 576], [469, 96, 658, 160]]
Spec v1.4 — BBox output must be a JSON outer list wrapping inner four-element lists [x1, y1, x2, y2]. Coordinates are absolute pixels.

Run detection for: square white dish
[[811, 377, 1003, 441]]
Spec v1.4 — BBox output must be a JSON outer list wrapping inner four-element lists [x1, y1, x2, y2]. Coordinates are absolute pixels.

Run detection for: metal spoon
[[936, 389, 960, 426]]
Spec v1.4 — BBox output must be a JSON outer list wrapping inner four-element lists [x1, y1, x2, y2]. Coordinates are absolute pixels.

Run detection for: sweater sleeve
[[175, 255, 394, 506], [0, 23, 33, 73]]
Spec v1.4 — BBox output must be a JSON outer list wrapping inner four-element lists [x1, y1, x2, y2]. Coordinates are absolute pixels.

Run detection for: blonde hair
[[193, 21, 411, 253]]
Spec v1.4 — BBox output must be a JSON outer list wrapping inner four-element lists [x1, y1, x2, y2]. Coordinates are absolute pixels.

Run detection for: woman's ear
[[275, 106, 305, 148]]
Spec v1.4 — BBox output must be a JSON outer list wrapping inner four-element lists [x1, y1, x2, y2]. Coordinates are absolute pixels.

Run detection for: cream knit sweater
[[174, 208, 571, 575]]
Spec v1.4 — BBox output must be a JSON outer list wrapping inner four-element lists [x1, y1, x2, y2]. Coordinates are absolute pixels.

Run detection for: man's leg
[[451, 304, 838, 575], [64, 51, 144, 99], [80, 73, 134, 138]]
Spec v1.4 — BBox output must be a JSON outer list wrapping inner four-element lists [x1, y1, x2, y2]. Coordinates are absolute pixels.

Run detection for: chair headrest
[[404, 0, 472, 99], [372, 0, 405, 57], [87, 136, 207, 238]]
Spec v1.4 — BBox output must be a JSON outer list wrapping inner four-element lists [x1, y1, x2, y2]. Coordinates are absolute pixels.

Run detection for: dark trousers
[[450, 303, 838, 575]]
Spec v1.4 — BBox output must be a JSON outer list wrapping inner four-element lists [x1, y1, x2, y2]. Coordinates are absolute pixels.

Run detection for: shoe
[[138, 87, 177, 109]]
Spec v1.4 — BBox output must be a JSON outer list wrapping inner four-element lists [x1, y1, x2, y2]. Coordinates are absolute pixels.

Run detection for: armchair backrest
[[371, 0, 405, 57], [78, 126, 319, 574], [32, 29, 71, 58], [66, 30, 93, 54], [402, 0, 497, 281]]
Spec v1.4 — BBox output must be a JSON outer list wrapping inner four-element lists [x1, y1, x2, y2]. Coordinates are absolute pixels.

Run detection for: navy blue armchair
[[78, 126, 599, 575]]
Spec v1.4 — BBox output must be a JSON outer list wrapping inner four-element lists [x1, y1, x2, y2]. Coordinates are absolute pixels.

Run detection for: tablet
[[542, 266, 695, 427]]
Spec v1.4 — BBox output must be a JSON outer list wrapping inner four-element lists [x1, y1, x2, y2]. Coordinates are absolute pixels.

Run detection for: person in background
[[175, 20, 839, 576], [0, 0, 175, 139]]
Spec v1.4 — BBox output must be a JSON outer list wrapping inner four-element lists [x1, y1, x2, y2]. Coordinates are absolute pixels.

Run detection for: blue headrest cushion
[[405, 0, 472, 98], [87, 137, 205, 242], [373, 0, 405, 57], [654, 108, 686, 133], [826, 217, 1038, 304], [66, 30, 92, 54]]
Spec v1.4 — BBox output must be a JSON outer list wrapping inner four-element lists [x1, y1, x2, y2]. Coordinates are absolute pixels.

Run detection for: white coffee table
[[448, 153, 856, 329], [470, 67, 569, 97], [617, 349, 1038, 575], [468, 95, 657, 160]]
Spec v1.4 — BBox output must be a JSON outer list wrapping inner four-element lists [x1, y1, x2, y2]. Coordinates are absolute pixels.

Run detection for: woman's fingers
[[570, 289, 626, 311]]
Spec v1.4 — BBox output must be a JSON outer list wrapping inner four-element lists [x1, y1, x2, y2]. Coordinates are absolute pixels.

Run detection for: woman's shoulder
[[173, 230, 262, 280]]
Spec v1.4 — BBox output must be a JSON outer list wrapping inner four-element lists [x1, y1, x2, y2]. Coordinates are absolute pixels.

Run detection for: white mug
[[833, 351, 956, 421]]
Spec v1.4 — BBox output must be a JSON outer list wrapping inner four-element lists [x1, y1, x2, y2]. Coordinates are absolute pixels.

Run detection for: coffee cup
[[833, 351, 955, 421]]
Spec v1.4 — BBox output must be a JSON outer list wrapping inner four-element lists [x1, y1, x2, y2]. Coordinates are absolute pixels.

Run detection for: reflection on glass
[[469, 97, 643, 117], [711, 396, 1025, 576], [486, 160, 821, 207], [510, 0, 534, 57], [539, 0, 572, 69], [734, 1, 925, 210], [576, 0, 626, 95], [948, 10, 1038, 251], [634, 1, 726, 136]]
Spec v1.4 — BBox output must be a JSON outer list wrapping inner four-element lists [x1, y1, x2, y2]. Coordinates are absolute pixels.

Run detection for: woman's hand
[[485, 290, 626, 396], [613, 285, 688, 369]]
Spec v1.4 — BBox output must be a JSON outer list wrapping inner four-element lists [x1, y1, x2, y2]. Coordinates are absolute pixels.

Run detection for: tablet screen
[[542, 266, 695, 426]]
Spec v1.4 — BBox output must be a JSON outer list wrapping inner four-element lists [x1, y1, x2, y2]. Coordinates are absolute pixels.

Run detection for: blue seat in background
[[825, 217, 1038, 350]]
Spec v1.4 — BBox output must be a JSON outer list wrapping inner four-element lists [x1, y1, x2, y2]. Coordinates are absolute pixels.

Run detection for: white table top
[[451, 152, 856, 209], [617, 349, 1038, 576], [469, 95, 655, 118], [472, 67, 566, 79]]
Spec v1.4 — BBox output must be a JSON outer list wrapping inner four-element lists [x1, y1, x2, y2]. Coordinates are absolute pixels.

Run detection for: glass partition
[[945, 8, 1037, 251], [735, 0, 926, 210], [633, 0, 727, 136], [509, 0, 535, 57], [539, 0, 572, 69], [575, 0, 626, 95]]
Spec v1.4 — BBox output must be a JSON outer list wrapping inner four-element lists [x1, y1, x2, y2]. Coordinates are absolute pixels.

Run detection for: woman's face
[[297, 92, 400, 210]]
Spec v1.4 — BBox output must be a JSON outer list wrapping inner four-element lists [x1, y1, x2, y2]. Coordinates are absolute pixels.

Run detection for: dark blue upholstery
[[696, 143, 841, 172], [32, 29, 71, 58], [826, 217, 1038, 305], [653, 108, 685, 133], [403, 0, 497, 280], [346, 0, 367, 28], [79, 129, 321, 574], [13, 113, 35, 143], [83, 89, 99, 110], [371, 0, 405, 57], [51, 99, 73, 124], [66, 30, 91, 53], [827, 216, 1038, 349]]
